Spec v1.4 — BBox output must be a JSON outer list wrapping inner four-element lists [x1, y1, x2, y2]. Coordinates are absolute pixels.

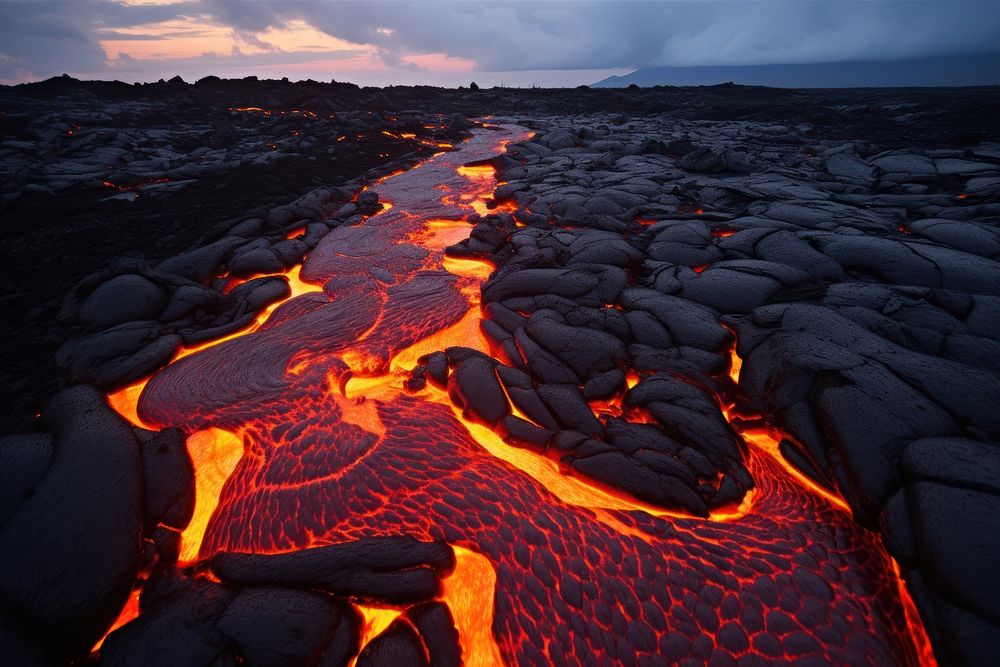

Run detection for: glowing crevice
[[441, 546, 506, 667], [180, 427, 245, 563]]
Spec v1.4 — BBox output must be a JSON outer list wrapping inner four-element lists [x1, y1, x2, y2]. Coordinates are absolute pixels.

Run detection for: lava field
[[1, 77, 998, 666]]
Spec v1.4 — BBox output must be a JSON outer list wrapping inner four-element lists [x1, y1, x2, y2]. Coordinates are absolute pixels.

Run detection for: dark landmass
[[594, 52, 1000, 88]]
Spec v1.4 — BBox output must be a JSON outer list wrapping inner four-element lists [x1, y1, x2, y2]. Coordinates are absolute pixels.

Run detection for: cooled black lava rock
[[0, 433, 53, 526], [56, 322, 182, 389], [406, 602, 462, 667], [79, 274, 168, 327], [136, 426, 194, 533], [448, 355, 508, 425], [0, 386, 143, 655], [211, 536, 455, 605], [99, 578, 236, 667], [217, 587, 354, 667]]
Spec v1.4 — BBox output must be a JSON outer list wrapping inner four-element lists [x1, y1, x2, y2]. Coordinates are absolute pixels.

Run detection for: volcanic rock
[[56, 321, 181, 389], [0, 433, 53, 526], [136, 426, 194, 533], [0, 386, 143, 654], [99, 578, 235, 666], [449, 361, 507, 425], [405, 602, 462, 667], [217, 587, 352, 667], [79, 274, 167, 327], [210, 537, 455, 605]]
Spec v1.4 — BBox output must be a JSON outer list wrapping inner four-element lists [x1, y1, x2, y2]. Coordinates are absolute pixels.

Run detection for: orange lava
[[728, 346, 743, 383], [180, 427, 245, 563], [456, 164, 495, 180], [441, 546, 505, 667], [91, 588, 141, 653]]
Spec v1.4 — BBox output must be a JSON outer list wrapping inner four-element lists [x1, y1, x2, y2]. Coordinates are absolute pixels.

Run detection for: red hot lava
[[108, 124, 934, 665]]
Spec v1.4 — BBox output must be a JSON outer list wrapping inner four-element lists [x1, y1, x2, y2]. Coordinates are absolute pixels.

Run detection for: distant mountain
[[593, 52, 1000, 88]]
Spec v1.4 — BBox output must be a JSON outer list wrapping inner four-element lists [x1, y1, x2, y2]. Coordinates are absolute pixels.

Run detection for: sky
[[1, 0, 999, 87]]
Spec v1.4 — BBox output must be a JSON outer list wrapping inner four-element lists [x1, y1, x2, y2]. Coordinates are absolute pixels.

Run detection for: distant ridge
[[593, 52, 1000, 88]]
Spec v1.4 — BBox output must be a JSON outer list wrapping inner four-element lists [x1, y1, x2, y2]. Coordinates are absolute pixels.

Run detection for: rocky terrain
[[1, 77, 999, 665]]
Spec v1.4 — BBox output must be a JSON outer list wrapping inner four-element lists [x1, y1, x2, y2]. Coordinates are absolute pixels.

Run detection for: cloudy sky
[[1, 0, 999, 87]]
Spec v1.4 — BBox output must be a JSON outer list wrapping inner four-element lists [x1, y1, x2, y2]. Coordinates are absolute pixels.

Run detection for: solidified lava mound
[[1, 81, 998, 666]]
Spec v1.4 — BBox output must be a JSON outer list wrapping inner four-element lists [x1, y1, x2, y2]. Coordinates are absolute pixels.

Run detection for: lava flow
[[108, 124, 933, 665]]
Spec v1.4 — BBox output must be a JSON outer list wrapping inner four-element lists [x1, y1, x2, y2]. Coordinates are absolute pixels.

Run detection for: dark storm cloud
[[195, 0, 1000, 70], [2, 1, 999, 82], [0, 1, 204, 79]]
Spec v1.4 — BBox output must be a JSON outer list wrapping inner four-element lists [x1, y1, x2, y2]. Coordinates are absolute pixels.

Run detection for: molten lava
[[105, 124, 934, 665]]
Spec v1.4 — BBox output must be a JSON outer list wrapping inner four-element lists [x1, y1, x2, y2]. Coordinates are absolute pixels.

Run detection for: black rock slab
[[448, 356, 509, 425], [229, 247, 286, 277], [524, 316, 626, 381], [217, 587, 350, 667], [513, 327, 580, 384], [421, 351, 450, 388], [901, 437, 1000, 495], [136, 426, 194, 532], [316, 602, 362, 667], [229, 275, 292, 313], [0, 386, 143, 654], [620, 288, 730, 351], [406, 601, 462, 667], [626, 374, 742, 462], [156, 236, 245, 284], [99, 579, 235, 667], [56, 321, 181, 389], [582, 368, 625, 399], [502, 385, 560, 432], [906, 479, 1000, 624], [498, 415, 553, 451], [211, 537, 455, 605], [79, 274, 168, 327], [570, 448, 709, 516], [536, 383, 604, 439], [0, 433, 53, 527]]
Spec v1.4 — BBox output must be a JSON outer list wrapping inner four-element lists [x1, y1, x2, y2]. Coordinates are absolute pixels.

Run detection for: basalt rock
[[99, 578, 236, 667], [211, 537, 455, 605], [79, 274, 168, 327], [0, 386, 143, 655], [217, 588, 353, 667]]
